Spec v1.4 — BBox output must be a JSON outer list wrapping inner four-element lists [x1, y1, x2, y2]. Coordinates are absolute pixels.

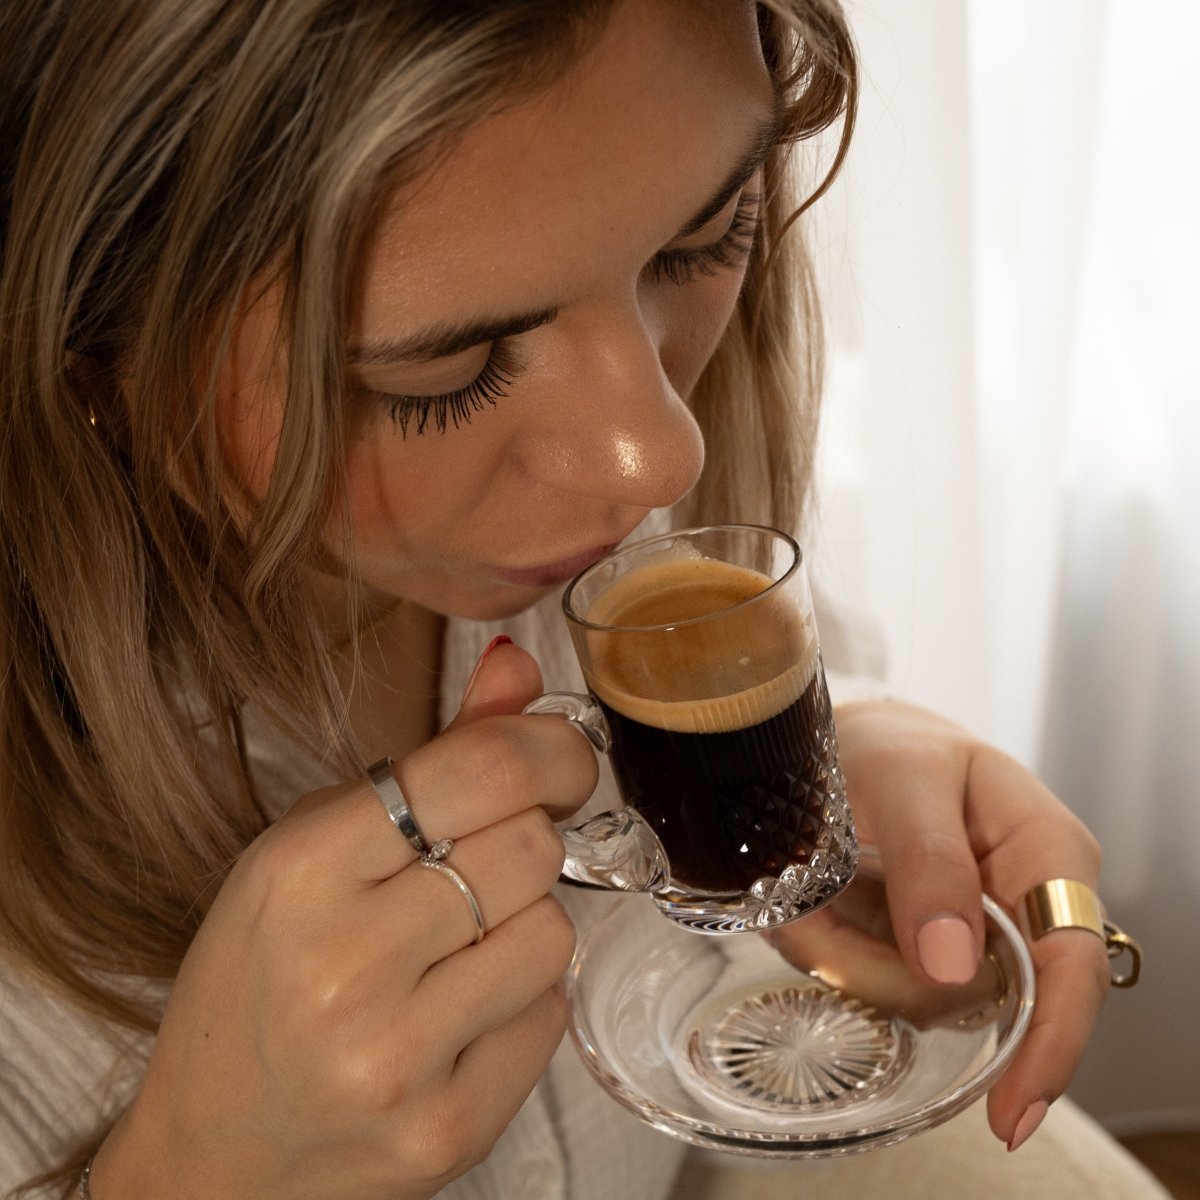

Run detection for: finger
[[840, 709, 985, 985], [443, 637, 544, 729], [769, 905, 912, 1009], [415, 895, 576, 1048], [375, 806, 567, 966], [443, 981, 569, 1145], [768, 890, 1000, 1026], [961, 748, 1103, 906], [942, 748, 1109, 1144], [399, 707, 599, 846], [383, 634, 596, 855], [258, 638, 544, 883], [273, 706, 596, 891], [986, 929, 1110, 1146], [380, 983, 569, 1192], [282, 637, 549, 871], [960, 750, 1106, 1138]]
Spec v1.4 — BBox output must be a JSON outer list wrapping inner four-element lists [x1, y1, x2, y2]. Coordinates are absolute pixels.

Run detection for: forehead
[[354, 0, 774, 332]]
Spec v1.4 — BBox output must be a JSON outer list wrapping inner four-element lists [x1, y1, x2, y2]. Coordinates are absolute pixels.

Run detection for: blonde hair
[[0, 1, 854, 1192]]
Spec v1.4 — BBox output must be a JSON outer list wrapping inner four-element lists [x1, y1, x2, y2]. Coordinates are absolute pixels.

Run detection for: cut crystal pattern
[[687, 983, 912, 1112]]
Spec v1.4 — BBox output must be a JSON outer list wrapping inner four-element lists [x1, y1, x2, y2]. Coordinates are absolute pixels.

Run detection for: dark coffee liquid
[[596, 664, 839, 894]]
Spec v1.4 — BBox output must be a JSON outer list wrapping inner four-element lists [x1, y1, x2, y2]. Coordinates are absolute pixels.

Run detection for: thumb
[[444, 635, 545, 729]]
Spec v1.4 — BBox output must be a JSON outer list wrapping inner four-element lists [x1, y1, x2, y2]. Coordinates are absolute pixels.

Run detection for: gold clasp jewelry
[[1103, 920, 1142, 988], [1023, 879, 1142, 989]]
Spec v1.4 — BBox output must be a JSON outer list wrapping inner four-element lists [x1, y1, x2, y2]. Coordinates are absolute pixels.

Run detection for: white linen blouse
[[0, 592, 1168, 1200]]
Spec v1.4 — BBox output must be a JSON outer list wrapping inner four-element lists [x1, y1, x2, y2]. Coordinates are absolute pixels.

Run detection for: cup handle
[[523, 692, 669, 892]]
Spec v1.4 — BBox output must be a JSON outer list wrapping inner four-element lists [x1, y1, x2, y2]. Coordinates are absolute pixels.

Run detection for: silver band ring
[[368, 757, 429, 854], [421, 839, 486, 945]]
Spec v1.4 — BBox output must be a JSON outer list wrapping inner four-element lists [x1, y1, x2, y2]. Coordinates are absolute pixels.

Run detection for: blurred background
[[806, 0, 1199, 1168]]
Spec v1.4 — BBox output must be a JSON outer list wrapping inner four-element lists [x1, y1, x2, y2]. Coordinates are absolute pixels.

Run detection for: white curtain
[[810, 0, 1200, 1133]]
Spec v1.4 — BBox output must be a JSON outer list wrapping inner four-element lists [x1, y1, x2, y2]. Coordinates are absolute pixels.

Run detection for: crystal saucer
[[566, 848, 1035, 1157]]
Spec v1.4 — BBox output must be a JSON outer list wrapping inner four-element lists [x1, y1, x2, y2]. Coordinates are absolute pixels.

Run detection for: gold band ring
[[421, 839, 486, 945], [1023, 879, 1142, 988]]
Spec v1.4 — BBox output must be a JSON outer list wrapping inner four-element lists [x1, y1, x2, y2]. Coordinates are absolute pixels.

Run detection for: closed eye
[[367, 341, 521, 436], [645, 191, 761, 287]]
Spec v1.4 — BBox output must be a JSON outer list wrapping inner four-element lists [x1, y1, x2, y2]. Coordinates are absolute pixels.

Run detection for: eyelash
[[374, 343, 521, 436], [645, 191, 762, 286], [372, 191, 762, 434]]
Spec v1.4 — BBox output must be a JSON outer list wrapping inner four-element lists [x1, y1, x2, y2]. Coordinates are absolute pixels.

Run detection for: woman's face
[[218, 0, 778, 623]]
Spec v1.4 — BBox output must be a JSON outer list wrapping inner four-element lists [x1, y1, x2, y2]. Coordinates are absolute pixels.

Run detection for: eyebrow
[[348, 104, 784, 367], [348, 307, 559, 365], [674, 105, 785, 239]]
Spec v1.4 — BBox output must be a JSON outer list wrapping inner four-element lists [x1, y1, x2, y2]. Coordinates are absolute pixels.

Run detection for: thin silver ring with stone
[[421, 838, 486, 945], [368, 757, 429, 854]]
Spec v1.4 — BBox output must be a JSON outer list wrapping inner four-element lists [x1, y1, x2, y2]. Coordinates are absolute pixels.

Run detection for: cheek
[[339, 418, 488, 537], [654, 271, 750, 397], [212, 287, 291, 505], [217, 401, 283, 504], [340, 423, 417, 535]]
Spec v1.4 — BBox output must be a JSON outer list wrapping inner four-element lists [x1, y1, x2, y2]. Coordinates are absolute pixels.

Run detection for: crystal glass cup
[[528, 527, 1033, 1147], [526, 525, 858, 933]]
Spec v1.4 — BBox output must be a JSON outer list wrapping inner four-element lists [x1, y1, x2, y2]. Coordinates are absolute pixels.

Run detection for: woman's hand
[[92, 640, 591, 1200], [768, 699, 1109, 1151]]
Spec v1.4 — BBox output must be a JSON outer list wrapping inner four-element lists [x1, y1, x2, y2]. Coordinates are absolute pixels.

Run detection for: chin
[[414, 585, 556, 625]]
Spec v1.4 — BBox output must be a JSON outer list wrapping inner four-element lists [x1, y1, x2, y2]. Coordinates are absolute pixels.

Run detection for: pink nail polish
[[464, 635, 513, 696], [1008, 1099, 1049, 1152], [916, 916, 976, 984]]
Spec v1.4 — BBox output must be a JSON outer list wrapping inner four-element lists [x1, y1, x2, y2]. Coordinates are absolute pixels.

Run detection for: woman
[[0, 2, 1158, 1198]]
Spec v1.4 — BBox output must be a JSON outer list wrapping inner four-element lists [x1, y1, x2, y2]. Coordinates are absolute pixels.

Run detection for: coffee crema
[[582, 555, 817, 734]]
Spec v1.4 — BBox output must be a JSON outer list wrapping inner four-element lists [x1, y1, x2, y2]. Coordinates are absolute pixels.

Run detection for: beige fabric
[[0, 961, 149, 1198], [669, 1098, 1170, 1200]]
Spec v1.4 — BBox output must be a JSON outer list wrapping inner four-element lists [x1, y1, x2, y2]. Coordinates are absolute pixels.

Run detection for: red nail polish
[[465, 635, 513, 695]]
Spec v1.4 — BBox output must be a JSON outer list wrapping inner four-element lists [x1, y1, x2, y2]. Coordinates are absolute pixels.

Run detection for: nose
[[516, 309, 705, 510]]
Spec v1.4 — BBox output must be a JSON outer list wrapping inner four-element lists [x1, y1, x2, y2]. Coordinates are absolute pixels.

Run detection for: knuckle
[[538, 978, 570, 1037], [236, 821, 294, 882], [292, 957, 353, 1031], [549, 717, 601, 784], [510, 806, 567, 880], [236, 787, 345, 896], [329, 1042, 402, 1113], [1045, 806, 1103, 880], [1040, 789, 1102, 856], [233, 824, 308, 912], [275, 961, 376, 1061], [417, 1099, 491, 1182], [901, 827, 976, 878], [1075, 823, 1103, 878], [531, 895, 577, 969], [458, 719, 541, 808]]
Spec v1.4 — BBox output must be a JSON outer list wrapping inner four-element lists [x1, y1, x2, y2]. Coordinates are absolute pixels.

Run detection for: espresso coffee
[[583, 555, 840, 894]]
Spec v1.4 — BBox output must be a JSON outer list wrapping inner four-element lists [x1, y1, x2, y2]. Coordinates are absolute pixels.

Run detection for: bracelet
[[78, 1156, 94, 1199]]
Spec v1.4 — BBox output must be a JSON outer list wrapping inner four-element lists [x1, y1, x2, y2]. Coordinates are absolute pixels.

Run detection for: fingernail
[[1007, 1099, 1049, 1152], [464, 635, 513, 697], [916, 916, 976, 984]]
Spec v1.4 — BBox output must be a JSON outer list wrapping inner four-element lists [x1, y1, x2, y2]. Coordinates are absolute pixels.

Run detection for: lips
[[488, 542, 620, 590]]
